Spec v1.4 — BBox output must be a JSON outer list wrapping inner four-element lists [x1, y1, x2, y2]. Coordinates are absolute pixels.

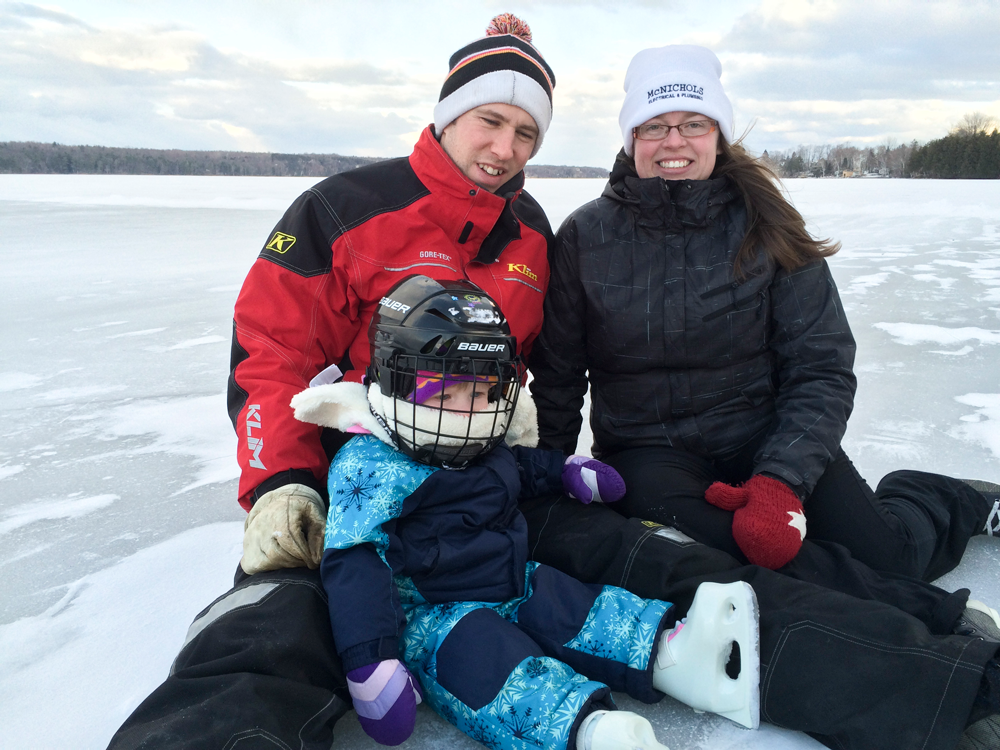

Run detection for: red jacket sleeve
[[229, 188, 359, 510]]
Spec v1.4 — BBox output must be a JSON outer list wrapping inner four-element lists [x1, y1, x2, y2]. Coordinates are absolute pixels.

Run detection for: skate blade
[[716, 581, 760, 730], [655, 581, 761, 730]]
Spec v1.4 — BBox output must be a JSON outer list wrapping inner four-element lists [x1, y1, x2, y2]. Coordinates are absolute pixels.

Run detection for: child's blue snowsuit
[[320, 434, 674, 750]]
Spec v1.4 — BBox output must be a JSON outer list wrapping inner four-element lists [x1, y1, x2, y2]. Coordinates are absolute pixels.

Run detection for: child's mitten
[[563, 455, 626, 504], [347, 659, 422, 746], [704, 474, 806, 569]]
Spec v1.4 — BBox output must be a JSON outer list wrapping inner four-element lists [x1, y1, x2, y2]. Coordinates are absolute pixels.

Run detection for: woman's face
[[632, 111, 721, 181]]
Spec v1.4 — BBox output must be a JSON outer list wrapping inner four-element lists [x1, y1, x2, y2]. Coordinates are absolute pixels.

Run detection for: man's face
[[439, 103, 539, 193]]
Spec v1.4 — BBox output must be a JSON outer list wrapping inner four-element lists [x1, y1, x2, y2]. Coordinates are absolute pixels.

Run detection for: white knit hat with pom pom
[[434, 13, 556, 157]]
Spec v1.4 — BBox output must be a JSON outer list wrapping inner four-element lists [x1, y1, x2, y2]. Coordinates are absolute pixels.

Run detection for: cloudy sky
[[3, 0, 998, 168]]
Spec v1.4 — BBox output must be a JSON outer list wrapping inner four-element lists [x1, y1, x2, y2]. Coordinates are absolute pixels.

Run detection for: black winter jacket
[[529, 152, 857, 497]]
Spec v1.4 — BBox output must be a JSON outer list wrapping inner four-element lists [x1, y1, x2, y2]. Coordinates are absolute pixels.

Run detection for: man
[[229, 13, 555, 575], [107, 14, 557, 749]]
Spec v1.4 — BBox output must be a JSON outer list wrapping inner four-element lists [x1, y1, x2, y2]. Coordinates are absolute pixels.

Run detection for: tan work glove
[[241, 483, 326, 574]]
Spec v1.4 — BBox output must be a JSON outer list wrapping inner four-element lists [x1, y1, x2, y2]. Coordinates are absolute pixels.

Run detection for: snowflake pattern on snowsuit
[[324, 435, 671, 750], [564, 587, 668, 671], [402, 563, 670, 750], [324, 434, 435, 563]]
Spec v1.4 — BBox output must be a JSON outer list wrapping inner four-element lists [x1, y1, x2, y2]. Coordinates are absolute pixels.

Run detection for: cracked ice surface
[[2, 175, 1000, 749]]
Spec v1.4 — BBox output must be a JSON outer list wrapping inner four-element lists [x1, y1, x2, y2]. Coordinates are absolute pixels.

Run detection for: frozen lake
[[1, 174, 999, 749]]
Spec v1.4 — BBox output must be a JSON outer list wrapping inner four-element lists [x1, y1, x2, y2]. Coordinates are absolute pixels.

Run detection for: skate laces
[[956, 600, 1000, 643], [986, 499, 1000, 537]]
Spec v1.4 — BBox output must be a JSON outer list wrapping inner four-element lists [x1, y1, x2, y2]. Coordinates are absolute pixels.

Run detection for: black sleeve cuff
[[250, 469, 328, 507], [340, 636, 402, 674]]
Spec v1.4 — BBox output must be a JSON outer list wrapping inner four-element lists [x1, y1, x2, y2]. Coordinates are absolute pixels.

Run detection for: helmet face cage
[[380, 353, 522, 468], [367, 276, 522, 469]]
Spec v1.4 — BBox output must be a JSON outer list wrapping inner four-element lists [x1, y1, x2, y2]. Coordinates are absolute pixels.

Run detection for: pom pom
[[486, 13, 532, 42]]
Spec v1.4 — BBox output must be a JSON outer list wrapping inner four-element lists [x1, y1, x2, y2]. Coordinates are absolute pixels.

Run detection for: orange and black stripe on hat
[[433, 13, 556, 157]]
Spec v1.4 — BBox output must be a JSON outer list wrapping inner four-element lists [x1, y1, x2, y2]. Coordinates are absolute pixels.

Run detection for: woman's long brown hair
[[712, 136, 840, 277]]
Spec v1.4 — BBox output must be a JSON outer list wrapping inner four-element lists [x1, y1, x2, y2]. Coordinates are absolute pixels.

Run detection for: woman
[[528, 44, 999, 579]]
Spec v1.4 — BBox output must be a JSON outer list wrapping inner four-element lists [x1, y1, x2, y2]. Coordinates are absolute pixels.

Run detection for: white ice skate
[[651, 581, 760, 729], [576, 710, 669, 750]]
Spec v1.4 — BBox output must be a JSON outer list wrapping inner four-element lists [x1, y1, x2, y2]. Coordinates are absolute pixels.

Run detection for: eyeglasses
[[633, 120, 717, 140]]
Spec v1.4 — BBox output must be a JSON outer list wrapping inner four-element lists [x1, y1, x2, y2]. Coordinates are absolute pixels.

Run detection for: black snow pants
[[106, 567, 350, 750], [107, 499, 997, 750], [521, 495, 998, 750], [603, 444, 991, 581]]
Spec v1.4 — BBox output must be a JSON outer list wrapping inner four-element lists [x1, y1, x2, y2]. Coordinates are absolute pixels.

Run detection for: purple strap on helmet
[[408, 370, 498, 405]]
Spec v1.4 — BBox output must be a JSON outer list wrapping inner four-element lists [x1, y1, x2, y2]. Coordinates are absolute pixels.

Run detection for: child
[[291, 275, 760, 750]]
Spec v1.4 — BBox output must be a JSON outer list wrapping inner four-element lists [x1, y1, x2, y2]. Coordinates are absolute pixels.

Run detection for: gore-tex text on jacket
[[529, 151, 857, 497], [228, 127, 553, 509]]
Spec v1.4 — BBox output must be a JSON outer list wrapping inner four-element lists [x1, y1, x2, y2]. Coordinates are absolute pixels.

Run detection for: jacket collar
[[604, 148, 737, 229], [408, 127, 526, 262]]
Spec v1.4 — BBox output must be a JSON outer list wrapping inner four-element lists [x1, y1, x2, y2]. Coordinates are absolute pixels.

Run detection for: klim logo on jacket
[[246, 404, 266, 469], [265, 232, 296, 254], [507, 263, 538, 282]]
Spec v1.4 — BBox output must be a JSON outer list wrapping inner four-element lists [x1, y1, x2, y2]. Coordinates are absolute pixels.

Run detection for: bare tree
[[952, 111, 998, 137]]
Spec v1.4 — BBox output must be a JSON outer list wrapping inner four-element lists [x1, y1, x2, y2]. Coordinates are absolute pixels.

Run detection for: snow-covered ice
[[1, 174, 999, 749]]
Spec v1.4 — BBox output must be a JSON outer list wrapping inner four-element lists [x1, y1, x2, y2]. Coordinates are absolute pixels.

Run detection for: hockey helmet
[[367, 275, 522, 468]]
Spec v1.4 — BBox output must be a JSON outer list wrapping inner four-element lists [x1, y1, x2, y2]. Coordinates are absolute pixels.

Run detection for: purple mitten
[[562, 454, 626, 504], [347, 659, 422, 746]]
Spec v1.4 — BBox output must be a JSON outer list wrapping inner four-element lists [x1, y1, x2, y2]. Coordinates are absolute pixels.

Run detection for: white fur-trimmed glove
[[241, 483, 326, 574]]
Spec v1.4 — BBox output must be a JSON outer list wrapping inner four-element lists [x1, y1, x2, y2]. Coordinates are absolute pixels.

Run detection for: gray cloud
[[3, 1, 998, 162], [0, 3, 429, 154], [1, 1, 91, 29], [720, 1, 1000, 101]]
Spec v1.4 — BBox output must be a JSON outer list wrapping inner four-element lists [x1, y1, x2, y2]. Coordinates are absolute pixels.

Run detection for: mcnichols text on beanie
[[618, 44, 734, 157], [434, 13, 556, 157]]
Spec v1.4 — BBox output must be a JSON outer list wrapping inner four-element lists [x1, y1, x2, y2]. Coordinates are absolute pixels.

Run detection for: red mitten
[[705, 475, 807, 569]]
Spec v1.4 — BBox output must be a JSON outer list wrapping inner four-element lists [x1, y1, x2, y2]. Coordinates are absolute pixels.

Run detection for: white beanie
[[618, 45, 733, 157]]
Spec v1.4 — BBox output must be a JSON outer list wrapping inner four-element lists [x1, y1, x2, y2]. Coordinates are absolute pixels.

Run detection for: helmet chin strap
[[367, 397, 398, 449]]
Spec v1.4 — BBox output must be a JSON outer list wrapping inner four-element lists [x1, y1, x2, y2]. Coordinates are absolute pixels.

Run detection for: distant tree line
[[907, 113, 1000, 179], [762, 141, 918, 179], [8, 112, 1000, 180], [0, 141, 608, 179], [761, 112, 999, 179], [0, 142, 382, 176], [524, 164, 608, 178]]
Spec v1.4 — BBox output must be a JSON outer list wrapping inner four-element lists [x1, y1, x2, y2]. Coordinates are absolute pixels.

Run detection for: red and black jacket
[[228, 127, 553, 509]]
